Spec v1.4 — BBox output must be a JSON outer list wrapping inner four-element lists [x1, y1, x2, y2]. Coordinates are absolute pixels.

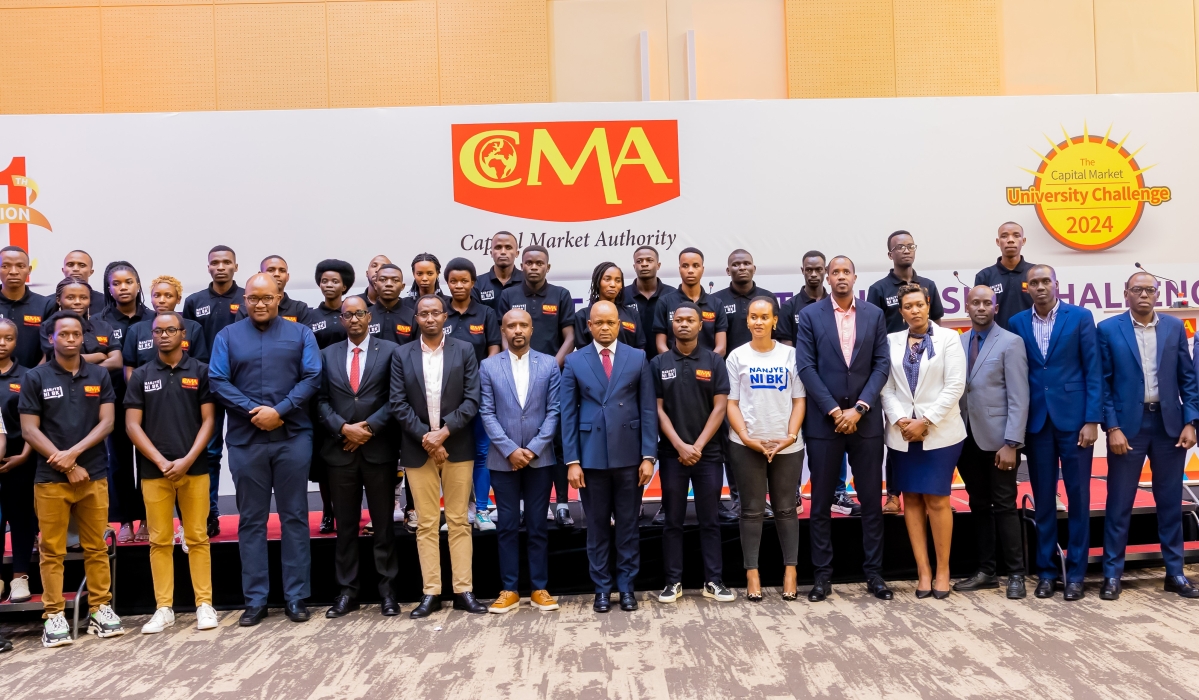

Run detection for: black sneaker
[[87, 605, 126, 638], [703, 581, 735, 602], [830, 493, 862, 516], [658, 582, 682, 603], [207, 514, 221, 538]]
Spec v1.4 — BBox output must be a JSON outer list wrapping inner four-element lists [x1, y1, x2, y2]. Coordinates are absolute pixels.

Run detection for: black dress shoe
[[619, 592, 638, 611], [381, 596, 401, 616], [1063, 582, 1085, 601], [453, 591, 488, 614], [239, 606, 268, 627], [207, 514, 221, 538], [286, 600, 310, 622], [326, 595, 358, 618], [555, 506, 575, 529], [953, 572, 999, 592], [915, 588, 932, 599], [718, 507, 739, 524], [410, 595, 443, 619], [1006, 575, 1027, 600], [0, 635, 12, 653], [808, 580, 830, 602], [763, 503, 775, 519], [867, 577, 893, 600], [1164, 575, 1199, 598], [650, 509, 666, 526], [319, 515, 335, 534], [1034, 578, 1056, 598], [593, 593, 611, 613], [1100, 578, 1121, 601]]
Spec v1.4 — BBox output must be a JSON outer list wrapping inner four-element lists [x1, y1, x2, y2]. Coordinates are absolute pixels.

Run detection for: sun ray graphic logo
[[0, 157, 53, 254], [1006, 123, 1171, 251]]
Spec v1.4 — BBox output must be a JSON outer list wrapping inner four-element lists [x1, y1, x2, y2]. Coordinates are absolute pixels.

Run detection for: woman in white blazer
[[881, 283, 967, 599]]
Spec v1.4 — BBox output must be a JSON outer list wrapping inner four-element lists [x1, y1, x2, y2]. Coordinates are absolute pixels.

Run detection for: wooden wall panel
[[894, 0, 999, 96], [1000, 0, 1095, 95], [0, 7, 103, 113], [327, 0, 439, 107], [550, 0, 668, 102], [667, 0, 787, 100], [785, 0, 895, 98], [214, 3, 328, 110], [1095, 0, 1197, 93], [101, 5, 216, 111], [438, 0, 549, 104]]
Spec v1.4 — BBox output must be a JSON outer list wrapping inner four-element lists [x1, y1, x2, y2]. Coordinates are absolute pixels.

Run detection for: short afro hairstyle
[[314, 259, 355, 290]]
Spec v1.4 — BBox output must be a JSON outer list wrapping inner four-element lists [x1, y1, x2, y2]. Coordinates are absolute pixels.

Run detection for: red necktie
[[601, 347, 612, 379], [350, 347, 362, 393]]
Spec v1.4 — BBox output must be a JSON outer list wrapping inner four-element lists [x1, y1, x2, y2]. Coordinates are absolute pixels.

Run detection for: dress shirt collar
[[349, 335, 370, 352], [1032, 300, 1060, 323], [1131, 312, 1159, 329], [421, 335, 444, 353], [832, 296, 856, 313], [593, 339, 618, 357]]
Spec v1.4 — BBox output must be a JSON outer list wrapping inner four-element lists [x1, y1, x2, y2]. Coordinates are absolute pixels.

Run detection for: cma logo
[[452, 121, 680, 222]]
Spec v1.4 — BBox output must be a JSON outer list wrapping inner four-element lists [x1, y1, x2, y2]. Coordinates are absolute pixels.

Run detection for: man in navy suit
[[479, 308, 562, 614], [562, 300, 657, 613], [1009, 264, 1102, 601], [1097, 272, 1199, 600], [795, 255, 893, 602]]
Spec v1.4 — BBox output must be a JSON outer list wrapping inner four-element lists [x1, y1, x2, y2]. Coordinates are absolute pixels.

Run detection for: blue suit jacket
[[794, 296, 890, 439], [1009, 302, 1103, 434], [561, 342, 657, 469], [479, 349, 561, 471], [1098, 312, 1199, 439]]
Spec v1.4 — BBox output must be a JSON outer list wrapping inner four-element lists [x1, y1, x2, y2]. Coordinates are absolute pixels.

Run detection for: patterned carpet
[[2, 567, 1198, 699]]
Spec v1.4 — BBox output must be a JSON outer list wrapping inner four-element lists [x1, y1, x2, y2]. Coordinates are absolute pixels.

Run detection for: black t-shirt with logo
[[974, 256, 1035, 330], [653, 288, 729, 354], [304, 302, 349, 349], [622, 280, 676, 361], [122, 317, 208, 369], [866, 269, 945, 333], [472, 268, 524, 313], [183, 282, 242, 358], [651, 347, 730, 461], [574, 302, 645, 350], [714, 283, 776, 352], [39, 316, 121, 361], [125, 356, 213, 480], [0, 362, 28, 457], [774, 287, 826, 344], [445, 300, 501, 363], [369, 299, 417, 346], [497, 282, 576, 357], [0, 288, 50, 369], [18, 358, 116, 483]]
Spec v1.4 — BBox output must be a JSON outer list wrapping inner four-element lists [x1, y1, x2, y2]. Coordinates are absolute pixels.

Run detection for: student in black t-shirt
[[0, 246, 49, 369], [20, 310, 122, 646], [370, 264, 417, 346], [123, 275, 209, 374], [43, 250, 106, 317], [865, 230, 944, 334], [235, 255, 310, 322], [353, 254, 391, 307], [406, 253, 450, 310], [0, 318, 34, 616], [39, 277, 122, 371], [652, 301, 734, 604], [653, 247, 728, 357], [471, 231, 523, 311], [714, 249, 775, 353], [125, 310, 218, 635], [973, 221, 1034, 330], [575, 261, 645, 350]]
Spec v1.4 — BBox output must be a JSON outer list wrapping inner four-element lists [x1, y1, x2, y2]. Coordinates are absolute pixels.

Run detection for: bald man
[[478, 308, 563, 613], [209, 272, 322, 626], [562, 301, 657, 613]]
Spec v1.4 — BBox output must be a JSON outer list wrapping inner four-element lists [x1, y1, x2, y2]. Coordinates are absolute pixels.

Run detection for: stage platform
[[4, 463, 1199, 616]]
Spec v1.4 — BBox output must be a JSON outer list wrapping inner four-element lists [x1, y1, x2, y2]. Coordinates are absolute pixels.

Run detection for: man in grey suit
[[479, 309, 562, 614], [954, 285, 1030, 598]]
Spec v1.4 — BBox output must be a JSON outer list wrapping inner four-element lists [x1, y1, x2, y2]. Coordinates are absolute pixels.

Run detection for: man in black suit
[[316, 296, 401, 619], [390, 294, 486, 618], [795, 255, 893, 602]]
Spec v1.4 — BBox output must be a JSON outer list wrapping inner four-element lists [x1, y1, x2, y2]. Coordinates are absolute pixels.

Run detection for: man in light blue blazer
[[479, 309, 562, 613], [1097, 272, 1199, 600], [1009, 265, 1102, 601], [562, 301, 658, 613]]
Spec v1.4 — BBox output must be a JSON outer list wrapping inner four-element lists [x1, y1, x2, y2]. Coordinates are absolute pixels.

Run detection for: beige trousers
[[406, 458, 473, 595]]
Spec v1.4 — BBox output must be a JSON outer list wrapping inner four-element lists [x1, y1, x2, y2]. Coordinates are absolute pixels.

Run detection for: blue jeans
[[206, 403, 226, 516], [472, 417, 491, 512], [835, 454, 849, 497]]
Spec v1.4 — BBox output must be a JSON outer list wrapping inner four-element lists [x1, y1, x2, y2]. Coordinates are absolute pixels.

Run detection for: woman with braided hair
[[573, 261, 645, 350]]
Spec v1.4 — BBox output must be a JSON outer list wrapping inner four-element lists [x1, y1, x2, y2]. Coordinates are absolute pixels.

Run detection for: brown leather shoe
[[488, 591, 520, 614], [530, 590, 560, 611], [882, 495, 902, 515]]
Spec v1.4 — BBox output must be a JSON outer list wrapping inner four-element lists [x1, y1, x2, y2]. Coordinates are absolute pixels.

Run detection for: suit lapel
[[849, 302, 869, 367], [410, 342, 427, 397], [440, 339, 452, 394], [602, 346, 630, 403], [357, 340, 380, 393], [583, 345, 610, 391], [969, 329, 1000, 381], [891, 335, 912, 401], [1044, 305, 1067, 363], [332, 340, 351, 389], [1118, 312, 1141, 371], [1153, 316, 1168, 370], [498, 350, 519, 408], [822, 300, 849, 369]]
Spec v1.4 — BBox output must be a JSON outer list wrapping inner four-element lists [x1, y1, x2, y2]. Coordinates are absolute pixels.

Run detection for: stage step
[[1080, 540, 1199, 565]]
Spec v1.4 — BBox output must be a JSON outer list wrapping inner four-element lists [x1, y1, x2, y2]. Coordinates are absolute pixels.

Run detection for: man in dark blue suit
[[1097, 272, 1199, 600], [795, 256, 893, 601], [1008, 264, 1102, 601], [562, 300, 657, 613]]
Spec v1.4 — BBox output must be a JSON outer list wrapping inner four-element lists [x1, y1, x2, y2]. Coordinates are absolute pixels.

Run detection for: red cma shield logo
[[451, 120, 680, 222]]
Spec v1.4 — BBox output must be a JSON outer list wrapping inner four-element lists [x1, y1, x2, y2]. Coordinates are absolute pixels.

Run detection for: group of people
[[0, 219, 1196, 653]]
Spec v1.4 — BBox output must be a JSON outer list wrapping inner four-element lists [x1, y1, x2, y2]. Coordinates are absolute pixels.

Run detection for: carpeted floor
[[1, 567, 1198, 699]]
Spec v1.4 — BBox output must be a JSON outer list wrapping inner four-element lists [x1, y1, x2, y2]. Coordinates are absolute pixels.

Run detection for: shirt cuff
[[567, 461, 580, 467], [856, 401, 870, 411], [642, 456, 655, 461]]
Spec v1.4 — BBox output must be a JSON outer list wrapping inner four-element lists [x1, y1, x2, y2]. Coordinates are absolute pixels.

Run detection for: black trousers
[[808, 434, 884, 581], [579, 465, 641, 594], [0, 460, 37, 575], [957, 430, 1024, 576], [551, 429, 569, 506], [727, 443, 803, 568], [107, 406, 145, 523], [660, 455, 723, 583], [329, 454, 399, 599]]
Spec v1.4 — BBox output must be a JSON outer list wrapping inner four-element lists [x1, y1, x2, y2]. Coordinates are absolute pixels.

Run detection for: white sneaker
[[175, 526, 189, 554], [393, 497, 404, 522], [475, 511, 496, 531], [703, 581, 736, 602], [406, 509, 419, 531], [88, 604, 126, 638], [1056, 494, 1067, 512], [10, 575, 32, 603], [42, 612, 73, 647], [141, 607, 175, 634], [547, 506, 556, 521], [196, 603, 219, 630], [658, 582, 682, 603], [440, 520, 449, 532]]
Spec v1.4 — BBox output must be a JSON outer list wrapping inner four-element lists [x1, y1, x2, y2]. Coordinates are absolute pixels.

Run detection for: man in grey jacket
[[954, 285, 1030, 599]]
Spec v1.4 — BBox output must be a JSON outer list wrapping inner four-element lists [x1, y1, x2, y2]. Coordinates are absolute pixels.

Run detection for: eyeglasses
[[890, 244, 917, 253], [1127, 286, 1158, 297], [151, 327, 181, 337], [339, 310, 369, 321], [245, 295, 277, 306]]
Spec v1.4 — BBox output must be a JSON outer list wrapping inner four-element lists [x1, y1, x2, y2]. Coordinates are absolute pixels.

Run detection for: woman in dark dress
[[880, 283, 967, 599]]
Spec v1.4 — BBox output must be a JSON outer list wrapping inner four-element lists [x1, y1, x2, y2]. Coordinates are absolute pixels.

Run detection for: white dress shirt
[[593, 339, 618, 361], [1132, 312, 1160, 403], [345, 336, 370, 379], [421, 337, 445, 429], [510, 349, 531, 408]]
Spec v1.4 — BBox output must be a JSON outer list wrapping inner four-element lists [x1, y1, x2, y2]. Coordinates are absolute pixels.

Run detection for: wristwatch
[[855, 402, 869, 414]]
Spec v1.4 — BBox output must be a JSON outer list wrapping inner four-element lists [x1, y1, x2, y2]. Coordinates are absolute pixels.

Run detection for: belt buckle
[[1145, 402, 1160, 412]]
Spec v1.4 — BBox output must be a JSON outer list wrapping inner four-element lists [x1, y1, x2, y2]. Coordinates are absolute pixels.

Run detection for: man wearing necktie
[[562, 301, 658, 613], [315, 296, 402, 618]]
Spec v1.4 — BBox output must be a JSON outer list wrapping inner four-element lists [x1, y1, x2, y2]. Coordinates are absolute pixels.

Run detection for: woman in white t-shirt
[[726, 296, 806, 602]]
